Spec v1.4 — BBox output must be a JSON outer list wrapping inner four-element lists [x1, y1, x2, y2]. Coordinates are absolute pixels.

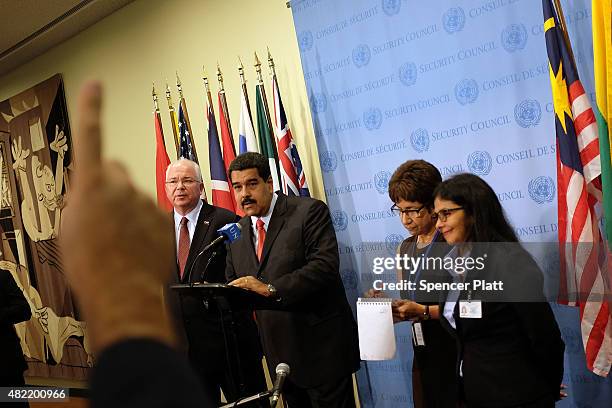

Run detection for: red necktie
[[178, 217, 190, 279], [256, 218, 266, 262]]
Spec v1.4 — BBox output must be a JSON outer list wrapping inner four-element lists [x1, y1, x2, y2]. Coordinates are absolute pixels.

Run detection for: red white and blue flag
[[207, 104, 235, 212], [272, 77, 310, 197]]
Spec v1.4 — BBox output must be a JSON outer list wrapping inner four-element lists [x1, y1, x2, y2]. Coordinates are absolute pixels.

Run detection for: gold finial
[[176, 71, 184, 99], [152, 82, 159, 111], [202, 66, 210, 91], [254, 52, 262, 71]]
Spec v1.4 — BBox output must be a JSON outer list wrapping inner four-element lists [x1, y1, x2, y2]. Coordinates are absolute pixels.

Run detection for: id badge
[[412, 322, 426, 346], [459, 300, 482, 318]]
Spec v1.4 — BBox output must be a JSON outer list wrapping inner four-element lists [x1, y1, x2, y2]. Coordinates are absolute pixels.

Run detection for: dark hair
[[388, 160, 442, 207], [228, 152, 271, 181], [433, 173, 518, 242]]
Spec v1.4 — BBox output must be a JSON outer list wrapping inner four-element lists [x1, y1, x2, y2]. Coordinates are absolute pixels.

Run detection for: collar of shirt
[[173, 199, 203, 242], [250, 193, 278, 234]]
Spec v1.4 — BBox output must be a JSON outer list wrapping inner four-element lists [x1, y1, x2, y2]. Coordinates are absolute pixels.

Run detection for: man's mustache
[[242, 198, 256, 206]]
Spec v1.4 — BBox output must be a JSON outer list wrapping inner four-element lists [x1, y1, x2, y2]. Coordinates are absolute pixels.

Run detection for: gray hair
[[166, 158, 203, 181]]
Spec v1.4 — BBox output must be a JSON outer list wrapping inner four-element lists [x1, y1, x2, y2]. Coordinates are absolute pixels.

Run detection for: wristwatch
[[422, 305, 431, 321], [267, 284, 278, 298]]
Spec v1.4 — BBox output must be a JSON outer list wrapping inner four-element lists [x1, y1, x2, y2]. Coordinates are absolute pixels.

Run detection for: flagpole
[[165, 81, 180, 156], [238, 56, 254, 120], [254, 52, 280, 158], [552, 0, 577, 69], [202, 67, 214, 109], [217, 64, 237, 153], [176, 71, 199, 162], [152, 83, 165, 139]]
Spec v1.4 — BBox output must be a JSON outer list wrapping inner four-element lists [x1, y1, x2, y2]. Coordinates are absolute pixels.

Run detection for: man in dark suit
[[227, 152, 360, 408], [1, 269, 32, 408], [165, 158, 266, 405]]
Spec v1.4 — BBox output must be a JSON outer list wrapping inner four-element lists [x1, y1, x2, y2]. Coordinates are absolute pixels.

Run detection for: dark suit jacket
[[226, 193, 360, 388], [439, 244, 564, 407], [168, 201, 262, 371], [0, 269, 31, 381], [90, 339, 214, 408]]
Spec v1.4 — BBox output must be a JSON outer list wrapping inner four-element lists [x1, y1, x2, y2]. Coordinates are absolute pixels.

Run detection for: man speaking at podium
[[227, 152, 360, 408], [165, 158, 265, 405]]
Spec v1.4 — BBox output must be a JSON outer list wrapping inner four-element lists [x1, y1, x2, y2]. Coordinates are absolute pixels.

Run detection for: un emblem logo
[[410, 128, 430, 152], [363, 108, 383, 131], [514, 99, 541, 128], [467, 151, 493, 176], [341, 269, 358, 290], [501, 24, 528, 53], [297, 30, 314, 52], [309, 93, 327, 114], [442, 7, 466, 34], [399, 62, 417, 87], [352, 44, 371, 68], [386, 234, 404, 256], [374, 171, 392, 194], [528, 176, 555, 204], [331, 210, 348, 232], [319, 151, 338, 173], [455, 79, 479, 105], [382, 0, 401, 16]]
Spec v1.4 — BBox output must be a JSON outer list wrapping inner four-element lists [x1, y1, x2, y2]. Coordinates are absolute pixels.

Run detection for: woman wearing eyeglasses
[[386, 160, 458, 408], [433, 173, 564, 408]]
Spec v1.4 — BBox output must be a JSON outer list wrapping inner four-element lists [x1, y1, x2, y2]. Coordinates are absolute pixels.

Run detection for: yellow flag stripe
[[544, 17, 556, 33], [592, 0, 612, 164]]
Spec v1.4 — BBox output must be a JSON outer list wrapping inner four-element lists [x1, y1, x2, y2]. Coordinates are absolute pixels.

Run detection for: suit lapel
[[183, 202, 213, 283], [257, 194, 287, 276]]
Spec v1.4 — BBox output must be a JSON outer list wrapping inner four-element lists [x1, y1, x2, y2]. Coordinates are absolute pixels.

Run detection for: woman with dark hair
[[385, 160, 457, 408], [433, 173, 564, 408]]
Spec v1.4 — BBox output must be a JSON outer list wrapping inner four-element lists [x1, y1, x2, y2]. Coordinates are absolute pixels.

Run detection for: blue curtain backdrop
[[291, 0, 612, 406]]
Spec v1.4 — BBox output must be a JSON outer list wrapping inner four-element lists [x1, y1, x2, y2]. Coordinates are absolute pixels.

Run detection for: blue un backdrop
[[292, 0, 612, 407]]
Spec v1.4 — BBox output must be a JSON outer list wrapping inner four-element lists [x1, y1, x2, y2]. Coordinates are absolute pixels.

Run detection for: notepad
[[356, 298, 396, 360]]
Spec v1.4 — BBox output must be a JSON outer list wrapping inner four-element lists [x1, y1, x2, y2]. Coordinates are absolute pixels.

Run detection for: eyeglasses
[[390, 204, 426, 219], [165, 178, 200, 188], [432, 207, 464, 222]]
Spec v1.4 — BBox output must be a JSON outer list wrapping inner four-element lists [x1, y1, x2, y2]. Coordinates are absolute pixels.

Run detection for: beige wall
[[0, 0, 324, 201]]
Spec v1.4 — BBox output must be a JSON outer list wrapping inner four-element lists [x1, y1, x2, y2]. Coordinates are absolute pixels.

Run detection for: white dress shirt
[[250, 193, 278, 251], [173, 200, 203, 253]]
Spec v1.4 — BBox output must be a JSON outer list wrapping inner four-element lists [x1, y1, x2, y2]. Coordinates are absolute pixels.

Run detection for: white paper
[[357, 298, 396, 360]]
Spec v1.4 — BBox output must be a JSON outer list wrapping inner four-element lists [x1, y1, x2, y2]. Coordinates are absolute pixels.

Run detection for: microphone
[[270, 363, 290, 408], [185, 223, 242, 284]]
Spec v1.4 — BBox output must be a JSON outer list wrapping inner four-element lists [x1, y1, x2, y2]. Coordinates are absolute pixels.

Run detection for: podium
[[170, 283, 277, 405]]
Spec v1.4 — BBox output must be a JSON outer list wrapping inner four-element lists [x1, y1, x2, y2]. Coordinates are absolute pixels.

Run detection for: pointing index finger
[[75, 81, 102, 183]]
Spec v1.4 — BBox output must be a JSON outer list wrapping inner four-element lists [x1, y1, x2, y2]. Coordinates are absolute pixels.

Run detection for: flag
[[593, 0, 612, 242], [272, 76, 310, 197], [207, 104, 235, 212], [178, 101, 197, 162], [239, 87, 258, 154], [255, 84, 280, 191], [591, 0, 612, 376], [218, 93, 236, 172], [154, 111, 172, 211], [543, 0, 611, 376]]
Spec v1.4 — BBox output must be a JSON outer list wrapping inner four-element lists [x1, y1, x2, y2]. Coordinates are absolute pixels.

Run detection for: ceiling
[[0, 0, 134, 77]]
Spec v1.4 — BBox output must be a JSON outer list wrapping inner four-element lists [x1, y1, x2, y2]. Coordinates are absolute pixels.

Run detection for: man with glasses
[[165, 158, 266, 406]]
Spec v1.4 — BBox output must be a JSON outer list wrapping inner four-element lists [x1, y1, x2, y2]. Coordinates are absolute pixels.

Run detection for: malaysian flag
[[543, 0, 611, 376], [207, 104, 235, 212], [272, 76, 310, 197]]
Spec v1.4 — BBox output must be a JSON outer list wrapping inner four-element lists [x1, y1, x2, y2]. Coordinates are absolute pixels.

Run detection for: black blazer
[[226, 193, 360, 388], [439, 244, 564, 407], [0, 269, 31, 381]]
